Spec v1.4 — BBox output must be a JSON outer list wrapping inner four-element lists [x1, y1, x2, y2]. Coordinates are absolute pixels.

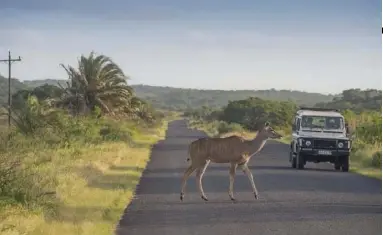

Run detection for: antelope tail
[[186, 144, 191, 162]]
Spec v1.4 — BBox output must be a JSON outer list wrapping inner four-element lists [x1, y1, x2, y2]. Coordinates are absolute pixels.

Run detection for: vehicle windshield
[[301, 115, 344, 130]]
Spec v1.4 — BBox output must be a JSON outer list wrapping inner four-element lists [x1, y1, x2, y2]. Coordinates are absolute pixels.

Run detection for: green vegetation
[[315, 89, 382, 112], [0, 52, 175, 235], [0, 49, 380, 235], [343, 110, 381, 178], [185, 89, 382, 179], [0, 75, 29, 109], [185, 97, 297, 140], [0, 107, 7, 126]]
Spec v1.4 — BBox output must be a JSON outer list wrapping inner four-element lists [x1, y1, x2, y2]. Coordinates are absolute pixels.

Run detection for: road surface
[[116, 120, 381, 235]]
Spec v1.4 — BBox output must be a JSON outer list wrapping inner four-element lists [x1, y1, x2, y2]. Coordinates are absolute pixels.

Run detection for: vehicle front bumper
[[298, 147, 350, 157]]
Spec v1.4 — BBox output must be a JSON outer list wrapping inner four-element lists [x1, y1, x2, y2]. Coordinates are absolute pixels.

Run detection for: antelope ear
[[265, 122, 270, 127]]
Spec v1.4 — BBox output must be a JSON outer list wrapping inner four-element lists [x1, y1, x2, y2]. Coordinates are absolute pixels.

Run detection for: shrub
[[0, 94, 162, 211], [372, 151, 382, 169], [0, 151, 57, 210], [217, 121, 244, 134], [99, 121, 133, 142]]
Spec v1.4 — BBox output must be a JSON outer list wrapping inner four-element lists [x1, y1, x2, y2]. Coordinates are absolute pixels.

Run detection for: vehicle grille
[[313, 139, 337, 149]]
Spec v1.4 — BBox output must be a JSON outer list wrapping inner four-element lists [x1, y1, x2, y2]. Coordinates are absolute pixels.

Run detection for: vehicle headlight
[[305, 140, 311, 146], [338, 142, 344, 148], [342, 141, 350, 148], [299, 138, 302, 146]]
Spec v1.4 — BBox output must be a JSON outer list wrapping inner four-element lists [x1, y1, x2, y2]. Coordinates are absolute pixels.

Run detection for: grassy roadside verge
[[0, 117, 173, 235], [186, 119, 381, 180]]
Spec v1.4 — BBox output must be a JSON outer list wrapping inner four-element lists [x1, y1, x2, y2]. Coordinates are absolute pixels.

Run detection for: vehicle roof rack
[[298, 107, 340, 112]]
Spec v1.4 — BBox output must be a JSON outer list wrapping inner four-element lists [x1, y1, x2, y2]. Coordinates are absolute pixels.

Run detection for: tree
[[32, 84, 63, 100], [220, 97, 298, 131], [11, 84, 64, 110], [58, 52, 134, 115], [315, 88, 382, 113]]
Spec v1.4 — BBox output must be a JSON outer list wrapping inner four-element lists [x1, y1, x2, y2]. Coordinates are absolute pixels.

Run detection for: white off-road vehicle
[[289, 107, 351, 171]]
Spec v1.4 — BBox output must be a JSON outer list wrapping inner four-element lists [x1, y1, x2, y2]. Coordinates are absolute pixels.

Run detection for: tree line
[[315, 89, 382, 113], [1, 77, 339, 112]]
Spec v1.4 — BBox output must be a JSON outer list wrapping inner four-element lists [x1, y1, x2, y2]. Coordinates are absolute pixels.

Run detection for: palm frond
[[58, 51, 138, 115]]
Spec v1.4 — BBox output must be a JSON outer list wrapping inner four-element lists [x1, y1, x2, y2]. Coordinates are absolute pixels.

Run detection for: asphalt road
[[116, 120, 382, 235]]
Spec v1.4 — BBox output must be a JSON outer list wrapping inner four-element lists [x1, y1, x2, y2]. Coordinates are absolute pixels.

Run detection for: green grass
[[349, 142, 381, 180], [350, 166, 381, 180], [275, 136, 292, 144], [0, 118, 169, 235]]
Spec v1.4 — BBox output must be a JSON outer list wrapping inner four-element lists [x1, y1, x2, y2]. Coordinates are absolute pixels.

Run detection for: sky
[[0, 0, 381, 94]]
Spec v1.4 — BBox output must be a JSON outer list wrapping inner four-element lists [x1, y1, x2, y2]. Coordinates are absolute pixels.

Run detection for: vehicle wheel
[[341, 155, 349, 172], [297, 152, 304, 169], [334, 164, 341, 170], [291, 153, 297, 168]]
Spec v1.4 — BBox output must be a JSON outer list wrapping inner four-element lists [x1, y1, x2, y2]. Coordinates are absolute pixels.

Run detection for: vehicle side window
[[296, 118, 301, 131]]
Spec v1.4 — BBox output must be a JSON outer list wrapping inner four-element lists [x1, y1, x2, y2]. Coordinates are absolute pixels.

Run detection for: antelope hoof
[[230, 197, 236, 202], [180, 193, 184, 201], [254, 193, 258, 200], [201, 195, 208, 201]]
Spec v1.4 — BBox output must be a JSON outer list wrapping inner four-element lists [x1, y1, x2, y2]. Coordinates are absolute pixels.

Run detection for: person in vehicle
[[326, 118, 340, 129], [302, 116, 313, 128]]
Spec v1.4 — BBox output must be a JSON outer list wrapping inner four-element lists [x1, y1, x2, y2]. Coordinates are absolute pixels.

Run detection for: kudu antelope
[[180, 122, 282, 201]]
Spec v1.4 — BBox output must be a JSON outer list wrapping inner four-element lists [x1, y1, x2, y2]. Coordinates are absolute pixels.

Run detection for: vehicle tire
[[291, 153, 297, 168], [341, 155, 349, 172], [297, 152, 304, 169], [334, 164, 341, 170]]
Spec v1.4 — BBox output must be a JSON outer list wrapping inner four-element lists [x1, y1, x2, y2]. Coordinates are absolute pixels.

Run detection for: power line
[[0, 50, 22, 128]]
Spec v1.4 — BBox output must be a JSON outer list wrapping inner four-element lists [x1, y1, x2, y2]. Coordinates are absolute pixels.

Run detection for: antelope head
[[258, 122, 283, 139]]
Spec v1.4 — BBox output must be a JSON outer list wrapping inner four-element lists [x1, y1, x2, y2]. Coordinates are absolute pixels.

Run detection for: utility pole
[[0, 50, 22, 128]]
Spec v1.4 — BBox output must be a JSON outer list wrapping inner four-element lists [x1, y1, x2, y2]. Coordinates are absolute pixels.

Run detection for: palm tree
[[58, 52, 134, 115]]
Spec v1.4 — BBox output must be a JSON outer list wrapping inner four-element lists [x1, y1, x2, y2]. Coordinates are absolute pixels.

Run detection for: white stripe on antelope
[[180, 122, 282, 201]]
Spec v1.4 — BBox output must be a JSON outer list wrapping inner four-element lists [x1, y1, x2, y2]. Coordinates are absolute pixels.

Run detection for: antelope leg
[[196, 160, 210, 201], [180, 164, 197, 201], [241, 164, 259, 199], [228, 162, 238, 201]]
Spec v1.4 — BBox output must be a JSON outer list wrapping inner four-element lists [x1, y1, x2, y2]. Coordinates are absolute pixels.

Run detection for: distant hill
[[23, 79, 68, 88], [0, 77, 337, 110], [130, 84, 336, 110]]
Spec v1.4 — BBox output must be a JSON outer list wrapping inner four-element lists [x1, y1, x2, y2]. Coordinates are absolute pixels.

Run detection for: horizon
[[0, 0, 381, 95], [9, 76, 381, 96]]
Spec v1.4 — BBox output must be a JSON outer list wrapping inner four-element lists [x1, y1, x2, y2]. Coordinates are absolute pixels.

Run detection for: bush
[[217, 121, 244, 134], [372, 151, 382, 169], [221, 97, 297, 131], [0, 150, 58, 211], [0, 95, 161, 212], [99, 121, 133, 142]]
